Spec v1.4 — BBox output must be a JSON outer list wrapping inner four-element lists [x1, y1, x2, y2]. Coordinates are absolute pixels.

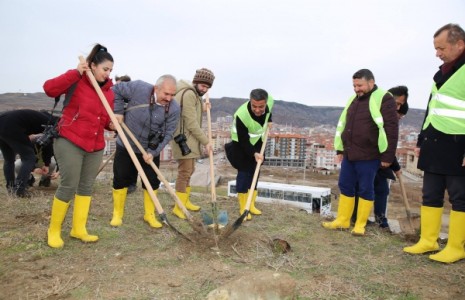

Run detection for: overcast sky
[[1, 0, 464, 109]]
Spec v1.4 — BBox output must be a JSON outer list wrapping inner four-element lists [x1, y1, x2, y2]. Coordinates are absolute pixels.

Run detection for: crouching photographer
[[110, 74, 180, 229], [0, 109, 58, 197], [170, 68, 215, 219], [14, 133, 59, 188]]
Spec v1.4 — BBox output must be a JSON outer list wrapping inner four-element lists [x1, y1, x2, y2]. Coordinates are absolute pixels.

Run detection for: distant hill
[[0, 92, 425, 129], [210, 97, 425, 130]]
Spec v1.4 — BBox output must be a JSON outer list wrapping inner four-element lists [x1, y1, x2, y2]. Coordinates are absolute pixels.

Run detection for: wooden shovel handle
[[244, 126, 270, 211], [205, 94, 216, 202], [120, 122, 191, 218], [398, 173, 415, 230], [78, 56, 165, 215]]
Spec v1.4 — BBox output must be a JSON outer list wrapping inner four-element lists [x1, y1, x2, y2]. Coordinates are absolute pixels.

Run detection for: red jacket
[[43, 69, 114, 152]]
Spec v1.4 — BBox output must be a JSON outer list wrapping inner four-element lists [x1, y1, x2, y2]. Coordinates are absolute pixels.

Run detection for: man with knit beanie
[[170, 68, 215, 219]]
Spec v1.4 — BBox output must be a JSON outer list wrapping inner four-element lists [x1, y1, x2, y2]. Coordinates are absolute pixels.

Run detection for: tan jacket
[[170, 80, 209, 159]]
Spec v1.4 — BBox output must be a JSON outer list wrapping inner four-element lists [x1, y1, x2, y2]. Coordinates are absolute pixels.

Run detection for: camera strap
[[178, 87, 198, 135], [149, 88, 170, 136], [46, 82, 78, 127]]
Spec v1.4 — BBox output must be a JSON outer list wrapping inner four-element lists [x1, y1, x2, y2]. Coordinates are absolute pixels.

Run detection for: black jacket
[[378, 156, 401, 180], [417, 51, 465, 175], [0, 109, 56, 166], [228, 102, 272, 172]]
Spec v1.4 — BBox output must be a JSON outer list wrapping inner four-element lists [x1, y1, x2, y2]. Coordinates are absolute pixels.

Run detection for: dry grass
[[0, 162, 464, 299]]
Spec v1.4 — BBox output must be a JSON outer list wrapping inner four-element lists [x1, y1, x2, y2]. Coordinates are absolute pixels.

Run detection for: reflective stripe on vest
[[231, 96, 274, 145], [423, 64, 465, 134], [334, 89, 388, 153]]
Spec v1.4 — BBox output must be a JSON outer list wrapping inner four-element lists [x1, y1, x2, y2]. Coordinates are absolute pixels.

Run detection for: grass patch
[[1, 163, 464, 299]]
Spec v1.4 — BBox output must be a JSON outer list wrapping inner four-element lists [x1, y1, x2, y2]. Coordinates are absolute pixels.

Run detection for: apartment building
[[308, 143, 339, 171], [265, 133, 306, 167]]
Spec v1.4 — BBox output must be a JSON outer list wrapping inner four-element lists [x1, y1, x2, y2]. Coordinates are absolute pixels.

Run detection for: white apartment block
[[309, 143, 338, 170]]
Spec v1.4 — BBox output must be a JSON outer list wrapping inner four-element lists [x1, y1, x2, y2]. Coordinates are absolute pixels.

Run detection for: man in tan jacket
[[171, 68, 215, 219]]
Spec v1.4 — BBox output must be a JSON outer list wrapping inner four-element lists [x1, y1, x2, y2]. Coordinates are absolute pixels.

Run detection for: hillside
[[0, 93, 425, 129], [0, 162, 463, 299]]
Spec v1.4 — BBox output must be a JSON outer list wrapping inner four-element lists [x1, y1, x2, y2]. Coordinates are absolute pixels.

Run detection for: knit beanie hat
[[192, 68, 215, 87]]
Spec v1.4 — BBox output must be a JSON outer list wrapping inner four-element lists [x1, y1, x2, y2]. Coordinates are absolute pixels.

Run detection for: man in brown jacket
[[322, 69, 398, 236], [171, 68, 215, 219]]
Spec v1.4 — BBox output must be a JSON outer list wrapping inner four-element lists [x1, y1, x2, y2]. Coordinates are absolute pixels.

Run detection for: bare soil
[[0, 160, 463, 300]]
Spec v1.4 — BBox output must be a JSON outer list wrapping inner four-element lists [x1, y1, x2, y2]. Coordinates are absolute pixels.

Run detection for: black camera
[[37, 125, 59, 147], [148, 131, 164, 150], [174, 134, 191, 156]]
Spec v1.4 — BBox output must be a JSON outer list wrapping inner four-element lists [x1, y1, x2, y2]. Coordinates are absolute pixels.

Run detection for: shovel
[[222, 126, 270, 238], [398, 173, 416, 233], [201, 94, 228, 233], [96, 150, 116, 176], [120, 122, 207, 236], [79, 56, 192, 242]]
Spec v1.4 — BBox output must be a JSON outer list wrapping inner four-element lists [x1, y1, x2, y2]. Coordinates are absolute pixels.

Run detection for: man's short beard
[[194, 84, 205, 96]]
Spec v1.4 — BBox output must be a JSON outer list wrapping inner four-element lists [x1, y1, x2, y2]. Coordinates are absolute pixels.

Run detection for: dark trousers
[[236, 169, 259, 193], [113, 144, 160, 190], [0, 134, 35, 192], [422, 171, 465, 212], [338, 158, 380, 200], [352, 173, 391, 225], [374, 174, 390, 217]]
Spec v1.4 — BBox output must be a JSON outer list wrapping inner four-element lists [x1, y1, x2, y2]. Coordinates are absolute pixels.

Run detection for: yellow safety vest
[[334, 89, 388, 153], [422, 64, 465, 134], [231, 96, 274, 145]]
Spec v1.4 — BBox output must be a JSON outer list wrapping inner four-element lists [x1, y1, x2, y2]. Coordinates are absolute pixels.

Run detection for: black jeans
[[422, 171, 465, 212], [112, 144, 160, 190], [0, 134, 35, 192]]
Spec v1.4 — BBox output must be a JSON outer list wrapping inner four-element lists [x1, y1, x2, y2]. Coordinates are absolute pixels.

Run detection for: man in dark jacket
[[322, 69, 398, 236], [351, 86, 409, 229], [404, 23, 465, 264], [0, 109, 56, 197]]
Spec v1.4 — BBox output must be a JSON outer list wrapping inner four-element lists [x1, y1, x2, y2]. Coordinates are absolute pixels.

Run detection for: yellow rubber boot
[[351, 198, 374, 236], [185, 186, 200, 211], [429, 210, 465, 263], [236, 193, 250, 220], [245, 192, 253, 220], [110, 188, 128, 227], [172, 191, 187, 220], [47, 197, 70, 249], [70, 195, 99, 242], [249, 189, 262, 215], [322, 194, 355, 230], [404, 206, 443, 254], [144, 190, 162, 228], [238, 193, 246, 215]]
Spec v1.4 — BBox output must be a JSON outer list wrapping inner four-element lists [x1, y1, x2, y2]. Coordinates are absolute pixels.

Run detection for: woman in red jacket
[[43, 44, 116, 249]]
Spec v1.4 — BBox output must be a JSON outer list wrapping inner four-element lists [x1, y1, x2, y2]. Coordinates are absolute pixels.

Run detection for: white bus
[[227, 181, 331, 215]]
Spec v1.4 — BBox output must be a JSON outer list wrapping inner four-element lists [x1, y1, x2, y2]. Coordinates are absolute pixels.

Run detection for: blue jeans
[[338, 158, 380, 200]]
